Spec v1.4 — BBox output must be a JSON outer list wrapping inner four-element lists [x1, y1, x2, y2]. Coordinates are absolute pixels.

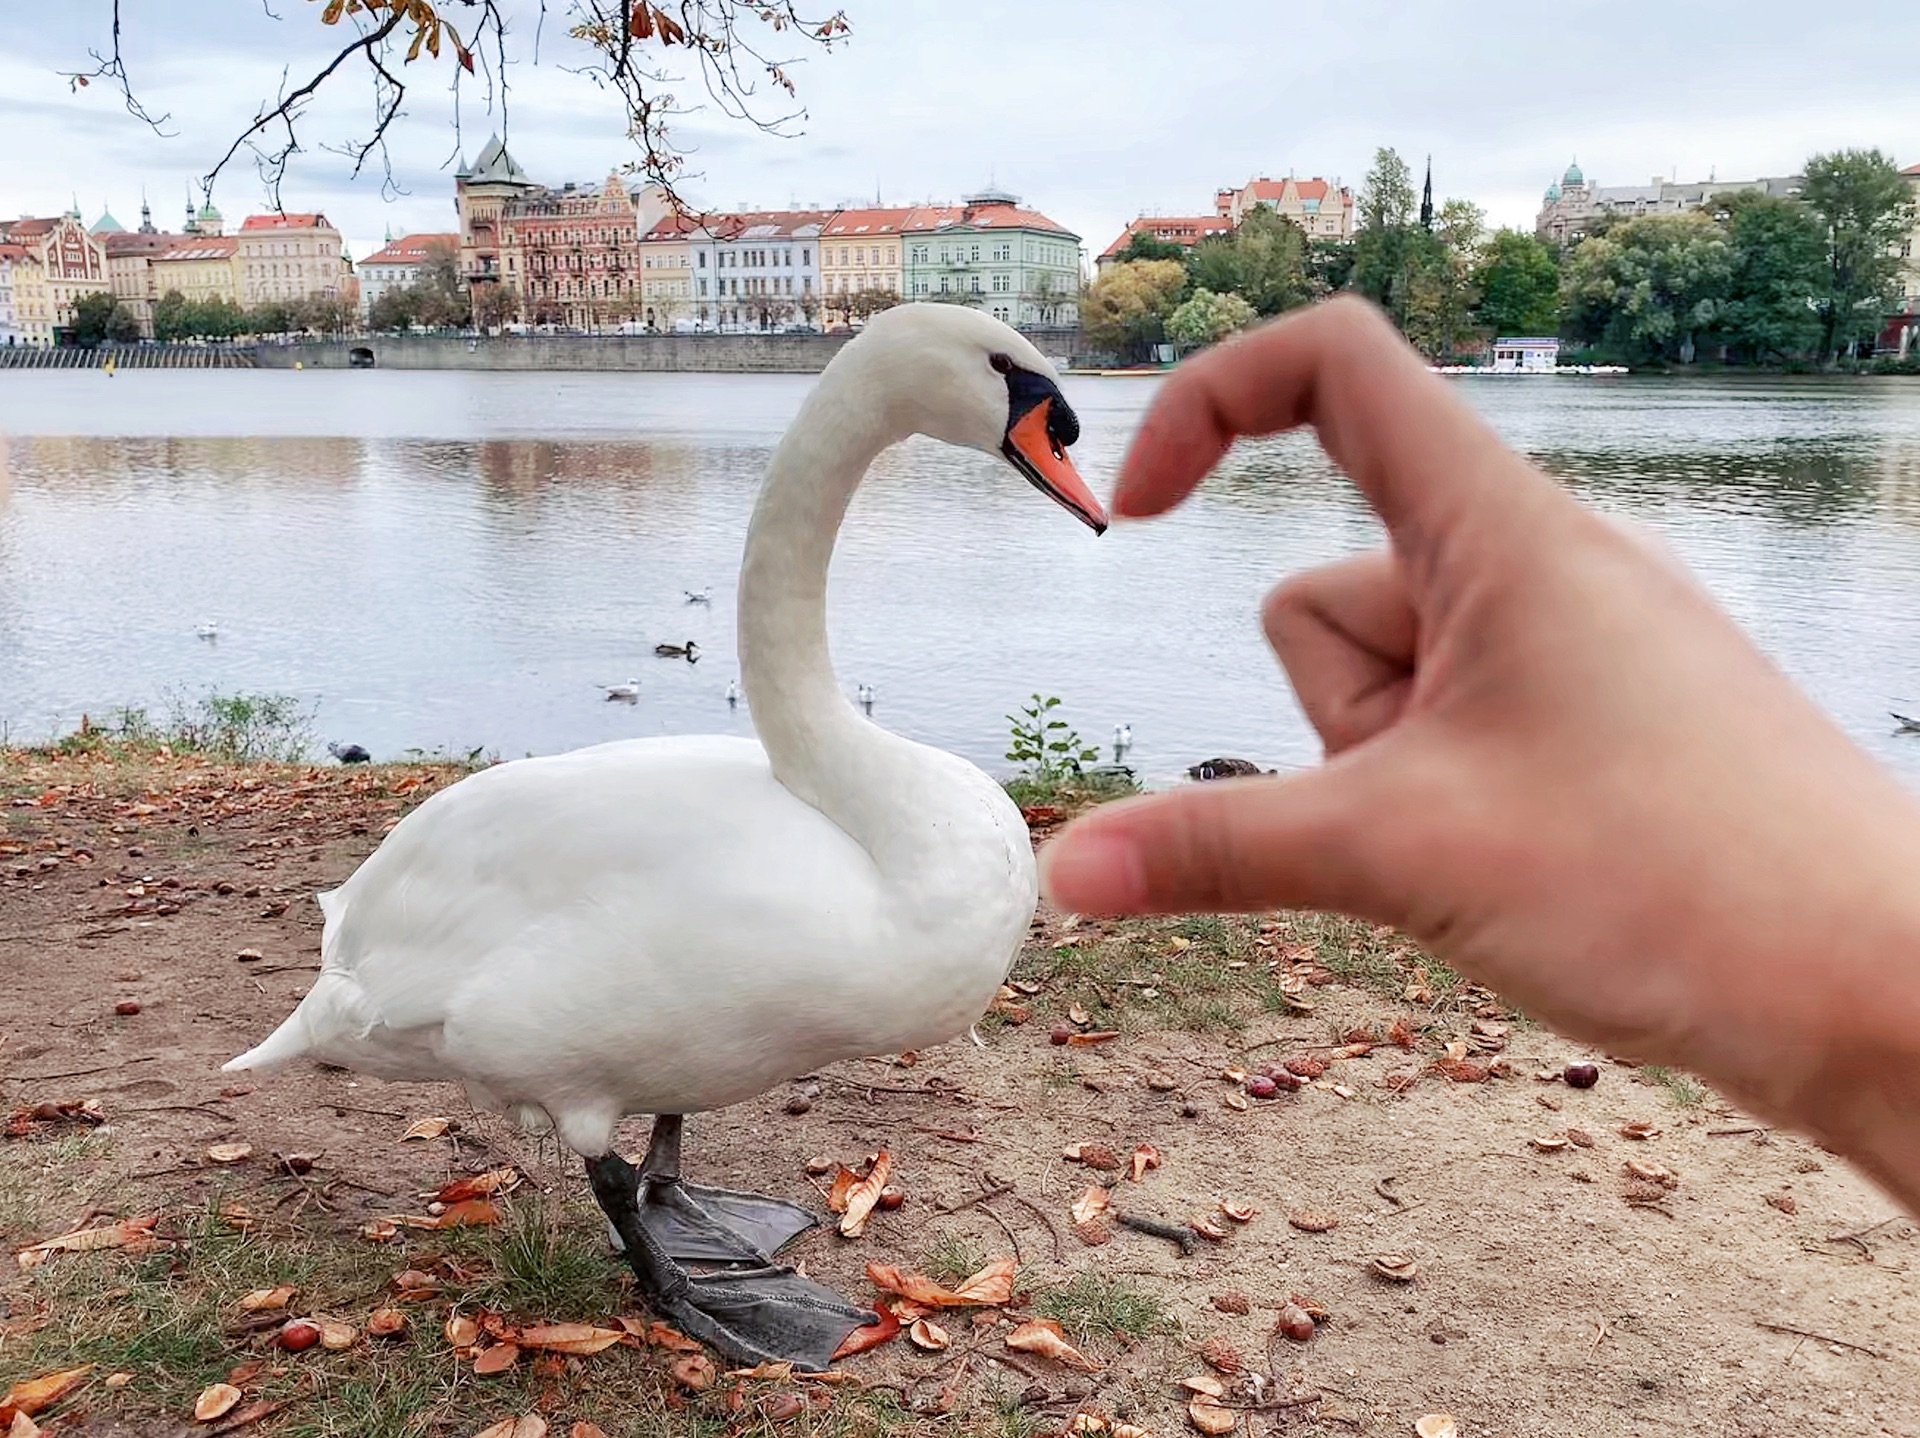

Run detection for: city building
[[686, 210, 833, 331], [235, 212, 349, 309], [1534, 161, 1804, 246], [1213, 175, 1355, 239], [0, 245, 22, 345], [901, 189, 1081, 326], [358, 232, 459, 315], [0, 211, 109, 343], [104, 231, 183, 336], [1897, 163, 1920, 312], [819, 208, 911, 324], [454, 136, 672, 328], [1490, 336, 1560, 372], [638, 213, 699, 330], [149, 236, 242, 309], [1096, 214, 1234, 271], [182, 196, 226, 238]]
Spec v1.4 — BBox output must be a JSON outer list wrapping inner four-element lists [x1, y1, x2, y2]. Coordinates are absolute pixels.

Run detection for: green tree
[[1714, 191, 1825, 362], [1351, 148, 1424, 325], [1306, 238, 1356, 295], [68, 291, 120, 347], [1359, 147, 1417, 231], [1081, 259, 1189, 361], [367, 287, 420, 332], [1561, 212, 1732, 363], [249, 299, 298, 335], [106, 305, 142, 344], [1166, 287, 1258, 350], [473, 285, 520, 333], [1112, 231, 1189, 265], [1191, 205, 1311, 316], [1473, 230, 1561, 336], [153, 289, 189, 342], [1802, 148, 1915, 360]]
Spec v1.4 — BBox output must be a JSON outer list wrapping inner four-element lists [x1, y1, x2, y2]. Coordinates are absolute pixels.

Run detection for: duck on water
[[224, 305, 1106, 1370]]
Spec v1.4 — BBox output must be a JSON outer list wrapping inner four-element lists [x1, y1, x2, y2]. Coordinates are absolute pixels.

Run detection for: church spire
[[1419, 156, 1434, 231]]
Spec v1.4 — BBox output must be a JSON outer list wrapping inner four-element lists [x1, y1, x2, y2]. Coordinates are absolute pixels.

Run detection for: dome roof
[[1545, 181, 1562, 202], [198, 200, 223, 220], [90, 209, 126, 235], [1562, 160, 1584, 187]]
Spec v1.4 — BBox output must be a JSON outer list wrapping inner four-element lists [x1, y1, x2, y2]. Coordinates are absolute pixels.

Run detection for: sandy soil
[[1, 748, 1916, 1438]]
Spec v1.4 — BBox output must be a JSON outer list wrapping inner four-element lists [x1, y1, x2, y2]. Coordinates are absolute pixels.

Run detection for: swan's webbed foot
[[586, 1121, 873, 1370]]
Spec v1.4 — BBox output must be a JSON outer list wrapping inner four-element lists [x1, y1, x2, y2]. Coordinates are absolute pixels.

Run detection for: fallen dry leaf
[[15, 1215, 157, 1268], [103, 1374, 134, 1391], [361, 1218, 400, 1243], [1370, 1255, 1419, 1282], [1067, 1030, 1120, 1046], [1179, 1375, 1226, 1398], [1432, 1059, 1490, 1084], [472, 1343, 521, 1376], [1071, 1186, 1112, 1229], [1129, 1144, 1162, 1183], [400, 1117, 451, 1142], [1415, 1416, 1459, 1438], [670, 1354, 716, 1391], [839, 1150, 893, 1238], [318, 1320, 357, 1351], [517, 1324, 625, 1356], [866, 1257, 1016, 1308], [469, 1421, 546, 1438], [0, 1367, 91, 1425], [194, 1383, 242, 1422], [830, 1305, 902, 1359], [1625, 1158, 1678, 1187], [907, 1318, 950, 1351], [1619, 1120, 1661, 1141], [571, 1425, 612, 1438], [436, 1168, 520, 1204], [1068, 1003, 1091, 1025], [1188, 1396, 1235, 1435], [1063, 1143, 1122, 1171], [1223, 1093, 1249, 1111], [1219, 1201, 1256, 1223], [396, 1199, 500, 1230], [237, 1285, 296, 1313], [1287, 1208, 1338, 1233], [446, 1314, 481, 1348], [1189, 1218, 1227, 1242], [1006, 1318, 1100, 1371], [7, 1414, 39, 1438], [208, 1400, 284, 1433], [1531, 1135, 1568, 1152], [206, 1142, 253, 1164]]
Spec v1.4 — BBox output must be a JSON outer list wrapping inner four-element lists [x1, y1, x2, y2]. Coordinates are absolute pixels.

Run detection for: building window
[[970, 244, 980, 261], [970, 275, 982, 292]]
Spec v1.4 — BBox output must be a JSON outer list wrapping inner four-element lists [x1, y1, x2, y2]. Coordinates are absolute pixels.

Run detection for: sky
[[2, 1, 1918, 265]]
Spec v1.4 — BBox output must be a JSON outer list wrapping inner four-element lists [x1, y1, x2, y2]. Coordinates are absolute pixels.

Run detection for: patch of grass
[[1032, 1269, 1176, 1346], [1641, 1066, 1710, 1109], [468, 1195, 630, 1321], [42, 690, 314, 763], [1003, 767, 1139, 811], [921, 1233, 989, 1286]]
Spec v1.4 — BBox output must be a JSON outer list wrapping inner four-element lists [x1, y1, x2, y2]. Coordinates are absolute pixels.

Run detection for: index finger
[[1116, 296, 1560, 568]]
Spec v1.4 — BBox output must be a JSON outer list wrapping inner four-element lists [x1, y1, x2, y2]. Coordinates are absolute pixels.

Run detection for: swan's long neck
[[738, 349, 909, 839]]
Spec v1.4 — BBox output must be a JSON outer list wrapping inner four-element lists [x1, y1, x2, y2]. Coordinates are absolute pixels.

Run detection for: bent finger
[[1263, 550, 1417, 754]]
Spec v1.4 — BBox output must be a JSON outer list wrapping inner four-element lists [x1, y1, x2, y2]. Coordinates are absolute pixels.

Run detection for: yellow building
[[819, 208, 908, 325], [0, 212, 110, 342], [150, 237, 243, 307], [235, 212, 348, 308], [1899, 163, 1920, 314], [0, 245, 47, 345], [639, 214, 700, 329], [104, 231, 183, 337]]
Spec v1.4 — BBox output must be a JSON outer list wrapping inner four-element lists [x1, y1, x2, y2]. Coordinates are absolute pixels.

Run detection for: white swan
[[224, 304, 1105, 1368], [601, 679, 641, 702]]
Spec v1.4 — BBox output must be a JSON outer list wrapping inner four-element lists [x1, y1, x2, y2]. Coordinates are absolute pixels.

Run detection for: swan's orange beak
[[1003, 400, 1108, 534]]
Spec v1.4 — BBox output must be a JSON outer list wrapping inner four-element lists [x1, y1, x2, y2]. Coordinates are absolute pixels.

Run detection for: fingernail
[[1040, 831, 1147, 912]]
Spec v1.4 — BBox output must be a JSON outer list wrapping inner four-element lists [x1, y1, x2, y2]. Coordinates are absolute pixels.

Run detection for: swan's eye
[[989, 352, 1014, 374]]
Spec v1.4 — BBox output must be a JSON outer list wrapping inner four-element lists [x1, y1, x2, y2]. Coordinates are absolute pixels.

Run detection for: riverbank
[[2, 744, 1913, 1437]]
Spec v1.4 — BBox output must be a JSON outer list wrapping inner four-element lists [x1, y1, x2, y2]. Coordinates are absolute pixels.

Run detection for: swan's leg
[[586, 1148, 873, 1370], [609, 1115, 820, 1263]]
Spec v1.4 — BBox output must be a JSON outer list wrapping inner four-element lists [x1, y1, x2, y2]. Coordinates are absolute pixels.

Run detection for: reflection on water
[[3, 370, 1920, 786]]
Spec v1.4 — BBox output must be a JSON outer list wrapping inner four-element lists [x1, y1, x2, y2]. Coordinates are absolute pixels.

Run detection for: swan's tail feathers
[[223, 1010, 311, 1073], [222, 967, 380, 1073]]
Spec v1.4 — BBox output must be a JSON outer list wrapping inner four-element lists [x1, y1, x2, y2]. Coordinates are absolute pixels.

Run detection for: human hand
[[1042, 297, 1920, 1205]]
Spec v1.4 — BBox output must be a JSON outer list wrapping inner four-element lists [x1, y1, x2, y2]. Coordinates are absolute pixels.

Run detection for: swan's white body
[[227, 306, 1070, 1159]]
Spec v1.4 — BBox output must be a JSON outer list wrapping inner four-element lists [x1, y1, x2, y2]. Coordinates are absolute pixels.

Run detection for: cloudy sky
[[3, 1, 1917, 263]]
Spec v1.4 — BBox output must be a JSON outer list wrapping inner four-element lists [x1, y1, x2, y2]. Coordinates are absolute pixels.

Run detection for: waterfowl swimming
[[195, 620, 219, 641], [1188, 756, 1266, 780], [327, 742, 372, 765], [725, 679, 739, 708], [1113, 723, 1132, 756], [224, 304, 1105, 1370], [855, 682, 875, 712], [602, 680, 642, 702], [685, 589, 713, 605], [655, 640, 699, 660]]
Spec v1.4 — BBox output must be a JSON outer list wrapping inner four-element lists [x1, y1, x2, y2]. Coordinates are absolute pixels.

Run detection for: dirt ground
[[1, 747, 1916, 1438]]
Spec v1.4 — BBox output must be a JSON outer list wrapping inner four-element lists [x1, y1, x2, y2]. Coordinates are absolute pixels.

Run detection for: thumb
[[1038, 756, 1392, 917]]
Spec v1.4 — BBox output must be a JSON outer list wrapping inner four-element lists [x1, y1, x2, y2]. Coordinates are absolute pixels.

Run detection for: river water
[[3, 368, 1919, 788]]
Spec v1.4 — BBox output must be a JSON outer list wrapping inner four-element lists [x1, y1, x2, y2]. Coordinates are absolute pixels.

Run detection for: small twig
[[1374, 1175, 1405, 1207], [1708, 1126, 1770, 1137], [1755, 1321, 1885, 1359], [1828, 1216, 1904, 1245], [976, 1199, 1023, 1264], [1006, 1193, 1066, 1263], [916, 1126, 985, 1144], [250, 963, 322, 977], [323, 1101, 407, 1120], [935, 1181, 1014, 1216], [119, 1104, 237, 1123], [1115, 1211, 1196, 1256], [6, 1056, 157, 1084], [1377, 1199, 1429, 1220]]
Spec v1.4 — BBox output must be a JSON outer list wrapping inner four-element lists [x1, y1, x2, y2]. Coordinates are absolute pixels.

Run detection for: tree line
[[67, 289, 360, 345], [1085, 146, 1915, 368]]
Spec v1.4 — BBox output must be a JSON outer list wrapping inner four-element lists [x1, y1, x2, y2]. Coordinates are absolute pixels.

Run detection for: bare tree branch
[[61, 0, 176, 136]]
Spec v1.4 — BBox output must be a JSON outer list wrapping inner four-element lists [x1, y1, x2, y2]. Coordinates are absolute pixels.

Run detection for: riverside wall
[[252, 332, 856, 373]]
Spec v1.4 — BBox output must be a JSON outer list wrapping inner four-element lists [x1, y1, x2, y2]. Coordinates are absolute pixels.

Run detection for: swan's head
[[857, 304, 1107, 534]]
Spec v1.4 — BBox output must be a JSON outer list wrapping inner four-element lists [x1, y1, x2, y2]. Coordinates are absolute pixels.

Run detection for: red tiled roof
[[1242, 177, 1335, 203], [0, 243, 35, 263], [901, 203, 1076, 238], [1098, 215, 1233, 260], [239, 212, 336, 232], [823, 207, 913, 237], [4, 218, 59, 238], [360, 233, 459, 266], [642, 212, 709, 240], [1903, 163, 1920, 177]]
